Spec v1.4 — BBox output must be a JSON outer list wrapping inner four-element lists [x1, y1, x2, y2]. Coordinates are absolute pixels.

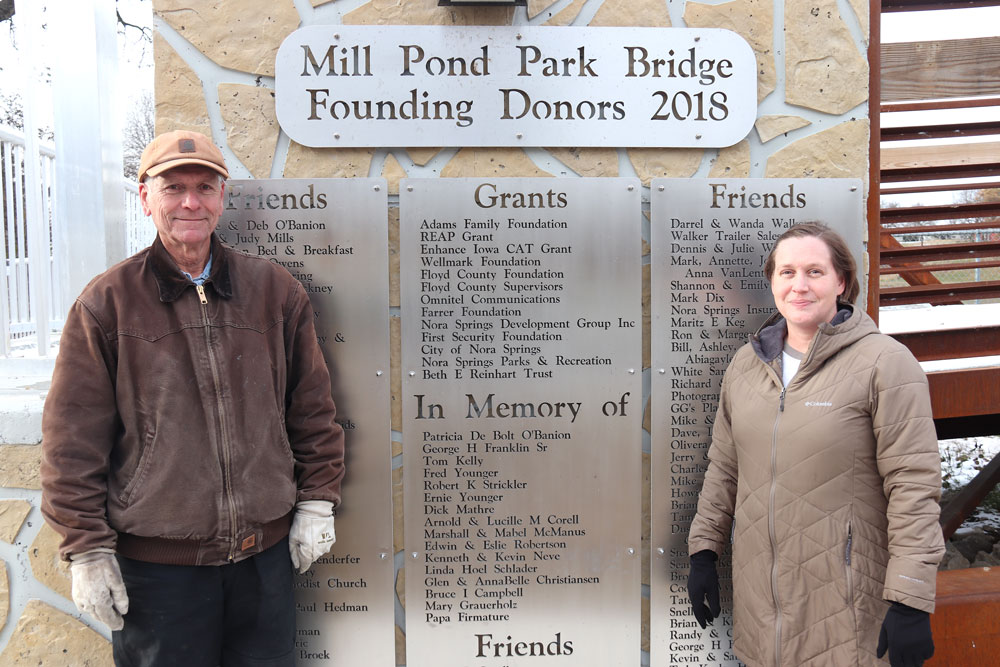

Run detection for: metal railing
[[1, 125, 60, 356], [125, 182, 154, 255], [1, 125, 149, 356]]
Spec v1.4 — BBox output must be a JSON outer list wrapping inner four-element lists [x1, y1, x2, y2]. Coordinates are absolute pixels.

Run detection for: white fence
[[1, 125, 60, 355], [1, 125, 148, 356]]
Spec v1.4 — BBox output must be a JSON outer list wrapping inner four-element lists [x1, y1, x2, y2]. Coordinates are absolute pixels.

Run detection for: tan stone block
[[389, 208, 400, 309], [785, 0, 868, 114], [545, 0, 585, 25], [0, 444, 41, 490], [405, 148, 442, 166], [391, 315, 402, 432], [755, 114, 811, 143], [345, 0, 515, 25], [642, 450, 651, 589], [153, 33, 211, 136], [684, 0, 774, 102], [642, 263, 651, 370], [591, 0, 670, 27], [642, 594, 650, 653], [29, 522, 72, 601], [0, 561, 8, 630], [441, 148, 554, 178], [283, 142, 375, 178], [218, 84, 279, 179], [627, 148, 703, 187], [0, 599, 112, 664], [846, 0, 869, 45], [765, 119, 869, 179], [528, 0, 555, 20], [155, 0, 299, 76], [709, 140, 751, 178], [313, 0, 335, 6], [395, 624, 406, 666], [393, 457, 404, 555], [0, 499, 31, 544], [382, 154, 408, 196], [546, 148, 619, 178], [643, 394, 652, 438], [396, 571, 405, 612]]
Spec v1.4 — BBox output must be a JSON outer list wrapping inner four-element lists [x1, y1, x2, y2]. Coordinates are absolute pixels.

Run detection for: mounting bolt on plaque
[[411, 552, 418, 559], [658, 368, 666, 374], [379, 552, 388, 560], [627, 548, 635, 555], [628, 368, 635, 374], [373, 185, 380, 191], [376, 370, 383, 376], [408, 371, 415, 377], [657, 548, 665, 555]]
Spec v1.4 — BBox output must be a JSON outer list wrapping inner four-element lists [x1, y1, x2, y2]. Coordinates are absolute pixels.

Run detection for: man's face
[[139, 165, 224, 258]]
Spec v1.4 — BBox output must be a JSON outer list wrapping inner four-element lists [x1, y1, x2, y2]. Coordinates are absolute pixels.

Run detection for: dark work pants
[[113, 537, 295, 667]]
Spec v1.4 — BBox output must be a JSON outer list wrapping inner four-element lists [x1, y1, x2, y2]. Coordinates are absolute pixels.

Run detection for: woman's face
[[770, 235, 845, 338]]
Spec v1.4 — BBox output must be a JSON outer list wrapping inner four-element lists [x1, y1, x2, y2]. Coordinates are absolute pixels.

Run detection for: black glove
[[876, 602, 934, 667], [686, 549, 720, 629]]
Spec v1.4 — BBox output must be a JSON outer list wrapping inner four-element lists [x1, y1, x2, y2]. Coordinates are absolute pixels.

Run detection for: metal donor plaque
[[400, 178, 643, 666], [275, 26, 756, 148], [222, 179, 394, 666], [649, 178, 864, 667]]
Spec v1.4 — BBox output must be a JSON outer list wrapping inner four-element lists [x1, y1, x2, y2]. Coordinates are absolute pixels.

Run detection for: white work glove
[[70, 550, 129, 631], [289, 500, 336, 574]]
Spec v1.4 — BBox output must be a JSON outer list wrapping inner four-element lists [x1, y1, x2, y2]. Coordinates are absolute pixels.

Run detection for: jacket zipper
[[197, 284, 239, 561], [769, 387, 785, 667], [845, 522, 857, 618]]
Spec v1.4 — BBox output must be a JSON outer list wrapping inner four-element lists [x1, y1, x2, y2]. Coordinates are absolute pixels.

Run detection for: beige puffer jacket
[[689, 305, 944, 667]]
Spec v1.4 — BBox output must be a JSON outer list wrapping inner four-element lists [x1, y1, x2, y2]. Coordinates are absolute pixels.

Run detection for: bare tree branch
[[117, 6, 151, 42], [122, 92, 155, 179]]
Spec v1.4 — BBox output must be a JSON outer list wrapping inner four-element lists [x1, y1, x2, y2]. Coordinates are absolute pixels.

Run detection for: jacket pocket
[[273, 400, 296, 466], [119, 427, 156, 506]]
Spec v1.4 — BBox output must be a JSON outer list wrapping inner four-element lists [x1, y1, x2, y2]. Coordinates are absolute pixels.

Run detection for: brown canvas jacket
[[41, 234, 345, 566], [689, 305, 943, 666]]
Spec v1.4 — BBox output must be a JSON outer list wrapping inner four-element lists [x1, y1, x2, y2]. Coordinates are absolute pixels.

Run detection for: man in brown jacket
[[40, 130, 345, 666]]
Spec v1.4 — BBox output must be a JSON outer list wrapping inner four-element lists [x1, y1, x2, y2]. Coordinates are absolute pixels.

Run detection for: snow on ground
[[940, 436, 1000, 533]]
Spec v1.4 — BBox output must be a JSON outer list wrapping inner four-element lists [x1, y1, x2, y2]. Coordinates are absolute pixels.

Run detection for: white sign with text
[[275, 26, 756, 148]]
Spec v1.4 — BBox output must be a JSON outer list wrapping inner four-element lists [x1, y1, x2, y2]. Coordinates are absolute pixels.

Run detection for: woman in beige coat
[[686, 223, 944, 667]]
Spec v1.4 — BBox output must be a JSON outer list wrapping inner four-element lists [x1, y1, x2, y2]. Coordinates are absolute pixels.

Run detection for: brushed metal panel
[[400, 178, 643, 666], [649, 178, 864, 666], [223, 178, 394, 666]]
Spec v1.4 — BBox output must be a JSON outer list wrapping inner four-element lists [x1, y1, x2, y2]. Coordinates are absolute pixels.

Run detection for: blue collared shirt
[[182, 253, 213, 285]]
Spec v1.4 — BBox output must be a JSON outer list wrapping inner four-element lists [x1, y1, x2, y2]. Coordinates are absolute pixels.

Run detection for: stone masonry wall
[[0, 0, 870, 663]]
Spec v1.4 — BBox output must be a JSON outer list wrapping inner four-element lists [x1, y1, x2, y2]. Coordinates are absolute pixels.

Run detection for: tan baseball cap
[[138, 130, 229, 183]]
